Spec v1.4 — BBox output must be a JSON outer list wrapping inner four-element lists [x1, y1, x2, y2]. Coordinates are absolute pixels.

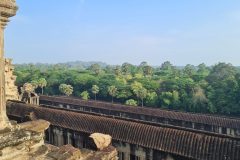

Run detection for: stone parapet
[[0, 118, 118, 160], [0, 120, 49, 160], [81, 146, 118, 160], [46, 144, 118, 160]]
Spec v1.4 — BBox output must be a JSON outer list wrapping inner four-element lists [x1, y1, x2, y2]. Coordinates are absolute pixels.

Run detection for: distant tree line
[[14, 61, 240, 117]]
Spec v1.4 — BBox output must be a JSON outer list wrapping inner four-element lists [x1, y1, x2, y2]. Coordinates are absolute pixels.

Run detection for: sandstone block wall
[[4, 58, 19, 101]]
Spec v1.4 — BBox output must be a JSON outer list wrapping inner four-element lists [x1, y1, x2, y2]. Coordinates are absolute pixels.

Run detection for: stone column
[[67, 130, 73, 145], [0, 0, 18, 129]]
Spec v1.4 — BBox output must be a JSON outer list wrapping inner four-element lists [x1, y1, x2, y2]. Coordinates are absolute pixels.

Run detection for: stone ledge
[[81, 146, 118, 160], [0, 120, 50, 160], [20, 119, 50, 133]]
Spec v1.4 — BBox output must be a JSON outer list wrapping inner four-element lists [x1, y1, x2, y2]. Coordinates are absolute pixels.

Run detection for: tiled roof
[[7, 101, 240, 160], [40, 95, 240, 129]]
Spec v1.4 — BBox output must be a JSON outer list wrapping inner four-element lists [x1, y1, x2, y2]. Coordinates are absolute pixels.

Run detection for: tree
[[134, 73, 143, 79], [193, 63, 210, 81], [139, 61, 148, 68], [108, 85, 118, 103], [183, 64, 196, 77], [131, 81, 143, 93], [89, 64, 101, 75], [114, 65, 122, 76], [131, 81, 143, 105], [158, 61, 177, 77], [59, 84, 66, 95], [80, 91, 89, 100], [91, 85, 99, 100], [146, 91, 158, 107], [30, 80, 39, 91], [206, 63, 238, 114], [160, 92, 173, 107], [159, 90, 180, 109], [192, 86, 210, 113], [121, 62, 131, 75], [197, 63, 209, 75], [59, 84, 73, 96], [132, 85, 147, 107], [125, 99, 137, 106], [104, 65, 113, 74], [21, 83, 34, 95], [38, 78, 47, 94], [161, 61, 173, 71], [116, 85, 133, 100], [143, 65, 153, 77]]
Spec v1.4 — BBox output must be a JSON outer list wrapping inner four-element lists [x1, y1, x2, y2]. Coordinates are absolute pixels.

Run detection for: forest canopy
[[14, 61, 240, 117]]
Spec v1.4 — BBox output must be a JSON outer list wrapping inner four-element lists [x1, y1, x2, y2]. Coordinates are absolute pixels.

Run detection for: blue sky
[[4, 0, 240, 65]]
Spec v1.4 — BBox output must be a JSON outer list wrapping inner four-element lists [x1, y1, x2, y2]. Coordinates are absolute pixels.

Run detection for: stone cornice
[[0, 0, 17, 9], [0, 0, 18, 28]]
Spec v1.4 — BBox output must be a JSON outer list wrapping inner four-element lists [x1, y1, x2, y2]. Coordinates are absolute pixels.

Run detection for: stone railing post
[[0, 0, 18, 129]]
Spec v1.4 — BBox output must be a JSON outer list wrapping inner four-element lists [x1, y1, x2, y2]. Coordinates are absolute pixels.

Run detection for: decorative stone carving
[[5, 58, 19, 101]]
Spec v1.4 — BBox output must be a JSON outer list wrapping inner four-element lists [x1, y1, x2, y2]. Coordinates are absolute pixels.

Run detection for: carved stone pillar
[[0, 0, 18, 129], [57, 128, 64, 146]]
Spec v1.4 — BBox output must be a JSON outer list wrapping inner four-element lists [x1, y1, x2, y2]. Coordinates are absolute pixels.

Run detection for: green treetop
[[38, 78, 47, 94]]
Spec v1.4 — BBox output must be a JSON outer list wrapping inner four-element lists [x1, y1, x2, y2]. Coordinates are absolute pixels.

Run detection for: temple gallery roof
[[7, 101, 240, 160], [40, 95, 240, 129]]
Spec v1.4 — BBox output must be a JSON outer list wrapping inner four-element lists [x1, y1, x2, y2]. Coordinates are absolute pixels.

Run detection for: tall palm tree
[[108, 85, 117, 103], [38, 78, 47, 95], [91, 85, 99, 100]]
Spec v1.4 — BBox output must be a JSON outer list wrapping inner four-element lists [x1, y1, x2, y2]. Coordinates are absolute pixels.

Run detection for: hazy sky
[[4, 0, 240, 65]]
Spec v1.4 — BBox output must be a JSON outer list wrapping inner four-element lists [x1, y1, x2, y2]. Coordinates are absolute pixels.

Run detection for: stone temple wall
[[4, 58, 19, 101]]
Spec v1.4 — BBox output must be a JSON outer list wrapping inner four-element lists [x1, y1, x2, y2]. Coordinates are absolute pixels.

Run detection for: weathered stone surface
[[81, 146, 118, 160], [0, 120, 47, 160], [44, 133, 117, 160], [5, 58, 19, 101], [89, 133, 112, 151], [0, 0, 18, 24], [46, 144, 81, 160], [44, 144, 118, 160], [0, 119, 118, 160], [0, 0, 18, 130], [20, 119, 50, 133]]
